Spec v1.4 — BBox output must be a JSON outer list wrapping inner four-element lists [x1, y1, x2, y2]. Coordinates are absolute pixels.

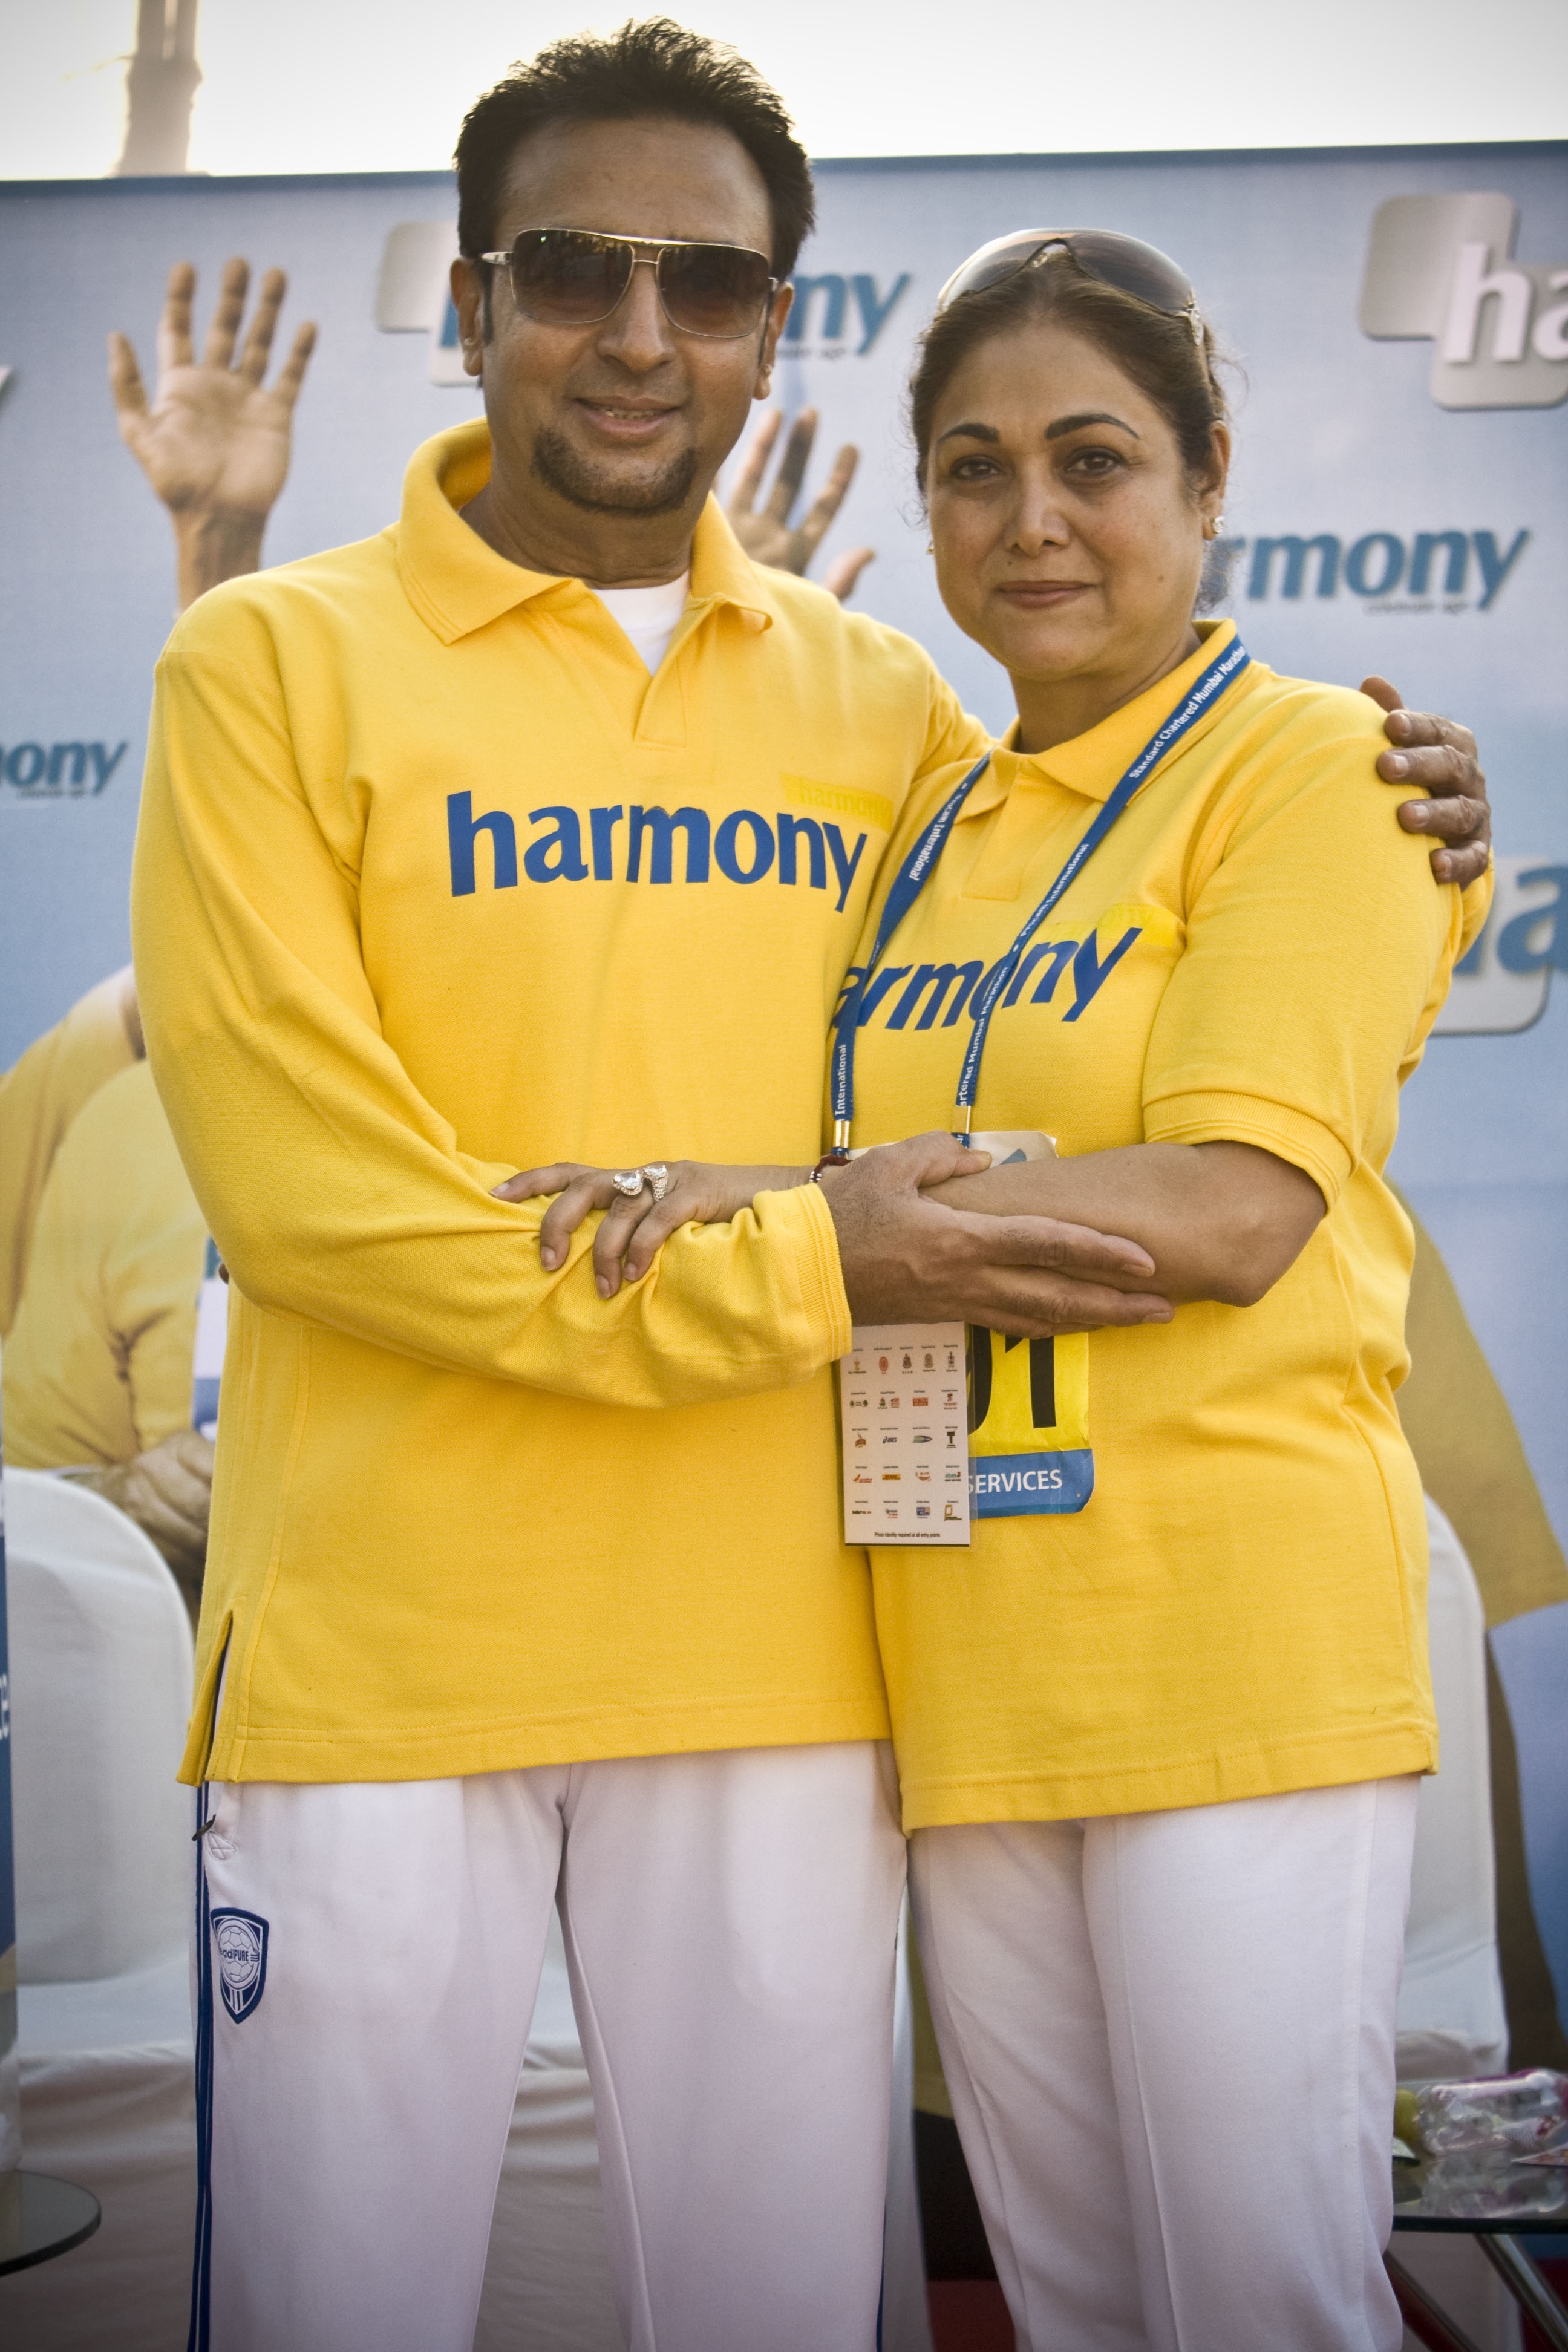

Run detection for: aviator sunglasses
[[479, 227, 779, 340], [936, 228, 1204, 342]]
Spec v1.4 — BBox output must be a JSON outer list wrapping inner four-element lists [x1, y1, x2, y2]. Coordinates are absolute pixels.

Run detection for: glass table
[[0, 2171, 102, 2278], [1391, 2154, 1568, 2351]]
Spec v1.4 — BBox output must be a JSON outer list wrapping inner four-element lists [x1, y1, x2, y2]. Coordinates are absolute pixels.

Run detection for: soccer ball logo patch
[[211, 1908, 269, 2023]]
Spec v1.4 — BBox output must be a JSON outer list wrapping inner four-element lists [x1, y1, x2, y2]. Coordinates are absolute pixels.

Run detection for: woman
[[513, 231, 1484, 2351]]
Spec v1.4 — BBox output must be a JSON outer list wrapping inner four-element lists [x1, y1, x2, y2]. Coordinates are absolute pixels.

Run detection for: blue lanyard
[[831, 633, 1251, 1143]]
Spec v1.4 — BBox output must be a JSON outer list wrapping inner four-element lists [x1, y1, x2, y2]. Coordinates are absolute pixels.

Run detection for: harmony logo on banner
[[1360, 194, 1568, 410], [1436, 856, 1566, 1036], [779, 272, 910, 359], [2, 740, 129, 797], [1218, 528, 1529, 612]]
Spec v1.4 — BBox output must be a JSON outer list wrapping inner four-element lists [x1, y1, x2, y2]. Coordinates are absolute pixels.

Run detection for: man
[[130, 25, 1489, 2352]]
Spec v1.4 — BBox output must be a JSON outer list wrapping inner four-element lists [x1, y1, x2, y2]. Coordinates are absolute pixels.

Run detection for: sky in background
[[4, 0, 1567, 180]]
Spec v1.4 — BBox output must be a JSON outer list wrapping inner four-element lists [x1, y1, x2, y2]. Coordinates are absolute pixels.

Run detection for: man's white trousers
[[910, 1775, 1420, 2352], [192, 1740, 906, 2352]]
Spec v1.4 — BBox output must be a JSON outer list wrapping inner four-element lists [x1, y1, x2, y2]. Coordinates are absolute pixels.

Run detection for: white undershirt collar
[[587, 573, 691, 674]]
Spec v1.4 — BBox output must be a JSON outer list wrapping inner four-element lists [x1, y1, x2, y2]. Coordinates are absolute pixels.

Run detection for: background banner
[[1, 140, 1564, 2043]]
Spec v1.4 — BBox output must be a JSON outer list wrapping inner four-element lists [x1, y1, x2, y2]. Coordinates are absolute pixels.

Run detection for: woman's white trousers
[[192, 1740, 906, 2352], [910, 1775, 1420, 2352]]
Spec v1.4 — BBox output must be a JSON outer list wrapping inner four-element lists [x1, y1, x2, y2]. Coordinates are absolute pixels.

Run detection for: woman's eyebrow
[[1045, 411, 1140, 440], [935, 420, 1000, 446]]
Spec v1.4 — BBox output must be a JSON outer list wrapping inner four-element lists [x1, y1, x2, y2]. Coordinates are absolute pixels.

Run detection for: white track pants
[[910, 1776, 1420, 2352], [192, 1741, 906, 2352]]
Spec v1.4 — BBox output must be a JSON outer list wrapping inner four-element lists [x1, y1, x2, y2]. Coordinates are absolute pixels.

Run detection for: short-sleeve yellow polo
[[845, 622, 1486, 1829]]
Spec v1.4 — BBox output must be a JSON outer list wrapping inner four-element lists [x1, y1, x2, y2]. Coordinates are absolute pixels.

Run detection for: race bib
[[967, 1324, 1093, 1516]]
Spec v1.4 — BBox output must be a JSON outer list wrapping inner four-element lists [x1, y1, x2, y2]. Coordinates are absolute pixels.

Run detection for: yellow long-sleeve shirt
[[132, 419, 985, 1786], [2, 1059, 204, 1469], [1, 972, 137, 1336]]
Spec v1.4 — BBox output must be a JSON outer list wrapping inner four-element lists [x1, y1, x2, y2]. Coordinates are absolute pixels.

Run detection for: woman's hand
[[492, 1160, 810, 1296]]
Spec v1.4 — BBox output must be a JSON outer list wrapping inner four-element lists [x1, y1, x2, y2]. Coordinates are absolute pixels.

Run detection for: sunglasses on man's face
[[479, 227, 779, 341], [935, 228, 1203, 342]]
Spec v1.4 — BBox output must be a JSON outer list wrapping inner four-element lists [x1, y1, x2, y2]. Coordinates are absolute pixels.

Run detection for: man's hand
[[73, 1429, 215, 1618], [727, 409, 876, 603], [819, 1135, 1172, 1338], [109, 258, 316, 611], [1362, 676, 1491, 887], [493, 1158, 810, 1295]]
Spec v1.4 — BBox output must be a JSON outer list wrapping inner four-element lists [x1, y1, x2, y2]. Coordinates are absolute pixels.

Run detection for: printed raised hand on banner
[[727, 408, 875, 603], [109, 258, 316, 612]]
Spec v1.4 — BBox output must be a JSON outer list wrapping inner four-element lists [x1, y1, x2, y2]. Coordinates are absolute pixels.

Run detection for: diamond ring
[[611, 1169, 646, 1199], [642, 1163, 671, 1204]]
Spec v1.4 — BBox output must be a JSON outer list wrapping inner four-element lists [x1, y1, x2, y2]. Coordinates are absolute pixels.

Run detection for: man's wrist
[[173, 509, 267, 609]]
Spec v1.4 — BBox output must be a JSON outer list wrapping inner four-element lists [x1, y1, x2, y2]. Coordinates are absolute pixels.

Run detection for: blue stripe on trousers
[[188, 1785, 215, 2352]]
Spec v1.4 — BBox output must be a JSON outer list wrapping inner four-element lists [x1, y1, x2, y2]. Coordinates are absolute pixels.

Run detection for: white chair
[[7, 1469, 194, 1984], [0, 1468, 196, 2350]]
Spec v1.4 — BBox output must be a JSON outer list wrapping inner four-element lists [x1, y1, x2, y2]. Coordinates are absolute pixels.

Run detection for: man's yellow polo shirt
[[132, 419, 985, 1786], [846, 622, 1485, 1830]]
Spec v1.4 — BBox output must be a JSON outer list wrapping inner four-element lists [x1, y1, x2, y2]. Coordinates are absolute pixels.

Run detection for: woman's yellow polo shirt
[[846, 622, 1485, 1830]]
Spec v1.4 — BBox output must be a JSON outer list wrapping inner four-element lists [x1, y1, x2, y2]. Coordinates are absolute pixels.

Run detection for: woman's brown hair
[[909, 250, 1230, 501]]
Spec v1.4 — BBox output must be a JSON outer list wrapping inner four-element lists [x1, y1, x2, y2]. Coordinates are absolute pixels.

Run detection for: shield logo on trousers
[[211, 1908, 269, 2023]]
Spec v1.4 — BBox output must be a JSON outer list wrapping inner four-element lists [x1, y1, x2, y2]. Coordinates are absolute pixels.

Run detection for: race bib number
[[967, 1325, 1093, 1516], [956, 1128, 1092, 1516]]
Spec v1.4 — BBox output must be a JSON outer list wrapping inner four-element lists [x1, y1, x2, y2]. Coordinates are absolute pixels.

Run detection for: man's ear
[[451, 258, 488, 379], [755, 282, 794, 399]]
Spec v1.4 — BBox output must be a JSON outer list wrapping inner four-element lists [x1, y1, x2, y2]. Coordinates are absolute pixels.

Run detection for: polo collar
[[393, 419, 782, 645], [960, 618, 1246, 823]]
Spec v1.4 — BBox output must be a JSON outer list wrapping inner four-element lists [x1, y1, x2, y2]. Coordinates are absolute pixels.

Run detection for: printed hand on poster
[[108, 259, 316, 611], [726, 408, 876, 604]]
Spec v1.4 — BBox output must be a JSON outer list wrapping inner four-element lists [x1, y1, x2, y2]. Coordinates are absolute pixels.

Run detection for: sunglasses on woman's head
[[935, 229, 1204, 342], [479, 227, 779, 341]]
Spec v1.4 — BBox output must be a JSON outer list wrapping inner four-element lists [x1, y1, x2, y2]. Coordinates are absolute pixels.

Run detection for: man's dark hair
[[455, 18, 815, 279]]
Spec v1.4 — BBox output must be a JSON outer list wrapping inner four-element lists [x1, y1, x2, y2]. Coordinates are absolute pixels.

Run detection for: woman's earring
[[926, 539, 935, 554], [1207, 514, 1226, 540]]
